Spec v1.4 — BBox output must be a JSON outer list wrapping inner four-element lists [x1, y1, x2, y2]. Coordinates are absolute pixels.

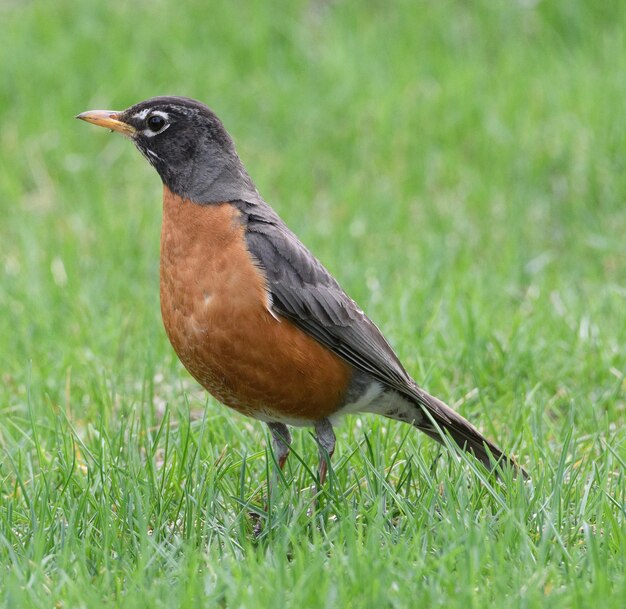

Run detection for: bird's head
[[77, 96, 257, 203]]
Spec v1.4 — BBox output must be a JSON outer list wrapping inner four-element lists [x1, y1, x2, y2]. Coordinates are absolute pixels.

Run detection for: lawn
[[1, 0, 625, 607]]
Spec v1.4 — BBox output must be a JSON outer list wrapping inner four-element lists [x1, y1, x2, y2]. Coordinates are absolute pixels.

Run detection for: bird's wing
[[238, 201, 416, 398]]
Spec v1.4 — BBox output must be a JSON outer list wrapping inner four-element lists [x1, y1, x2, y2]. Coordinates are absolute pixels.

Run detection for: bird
[[77, 96, 525, 487]]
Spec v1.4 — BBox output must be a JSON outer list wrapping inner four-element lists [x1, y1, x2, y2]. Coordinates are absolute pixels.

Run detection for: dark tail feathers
[[404, 384, 528, 479]]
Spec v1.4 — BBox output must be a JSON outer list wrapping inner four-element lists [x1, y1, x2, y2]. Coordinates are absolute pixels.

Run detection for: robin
[[77, 96, 525, 485]]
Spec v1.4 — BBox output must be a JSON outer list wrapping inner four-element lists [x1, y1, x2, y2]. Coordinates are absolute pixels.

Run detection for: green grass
[[1, 0, 625, 606]]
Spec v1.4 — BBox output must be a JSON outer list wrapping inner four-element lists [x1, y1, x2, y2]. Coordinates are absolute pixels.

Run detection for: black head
[[77, 96, 258, 203]]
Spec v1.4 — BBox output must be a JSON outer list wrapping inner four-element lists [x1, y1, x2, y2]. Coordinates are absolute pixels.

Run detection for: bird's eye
[[147, 114, 166, 132]]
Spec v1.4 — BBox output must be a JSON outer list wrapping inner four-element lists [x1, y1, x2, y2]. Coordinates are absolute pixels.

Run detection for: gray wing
[[237, 200, 416, 398]]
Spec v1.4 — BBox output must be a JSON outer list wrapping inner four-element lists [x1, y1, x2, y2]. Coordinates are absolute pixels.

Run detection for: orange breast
[[159, 187, 352, 423]]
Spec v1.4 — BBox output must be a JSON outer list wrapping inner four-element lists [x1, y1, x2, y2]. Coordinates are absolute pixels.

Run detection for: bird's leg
[[314, 418, 336, 488], [267, 422, 292, 472], [252, 423, 292, 537]]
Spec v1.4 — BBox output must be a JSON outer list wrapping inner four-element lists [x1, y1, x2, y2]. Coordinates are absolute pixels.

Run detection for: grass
[[1, 0, 625, 606]]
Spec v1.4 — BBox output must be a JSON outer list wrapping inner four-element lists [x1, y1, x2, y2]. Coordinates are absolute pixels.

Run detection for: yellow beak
[[76, 110, 137, 136]]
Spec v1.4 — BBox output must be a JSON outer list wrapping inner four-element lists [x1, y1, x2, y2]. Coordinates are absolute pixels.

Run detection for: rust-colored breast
[[159, 187, 352, 423]]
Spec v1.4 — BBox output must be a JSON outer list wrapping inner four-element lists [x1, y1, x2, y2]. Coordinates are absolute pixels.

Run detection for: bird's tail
[[398, 383, 527, 478]]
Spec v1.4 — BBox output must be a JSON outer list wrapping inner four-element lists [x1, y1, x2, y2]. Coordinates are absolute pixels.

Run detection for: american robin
[[77, 96, 525, 484]]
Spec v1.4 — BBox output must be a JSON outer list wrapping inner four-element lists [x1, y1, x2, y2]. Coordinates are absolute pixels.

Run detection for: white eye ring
[[142, 111, 170, 137]]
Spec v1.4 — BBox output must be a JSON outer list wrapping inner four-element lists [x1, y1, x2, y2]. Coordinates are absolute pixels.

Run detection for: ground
[[0, 1, 625, 607]]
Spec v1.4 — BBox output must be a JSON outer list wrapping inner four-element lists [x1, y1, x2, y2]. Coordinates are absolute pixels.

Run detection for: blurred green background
[[1, 0, 625, 607]]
